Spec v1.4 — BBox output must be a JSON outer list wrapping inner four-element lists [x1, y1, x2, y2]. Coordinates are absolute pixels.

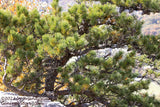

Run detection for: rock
[[46, 101, 65, 107], [0, 91, 18, 96], [0, 91, 65, 107]]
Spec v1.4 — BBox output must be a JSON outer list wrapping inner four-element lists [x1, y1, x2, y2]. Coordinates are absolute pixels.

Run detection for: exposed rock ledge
[[0, 91, 65, 107]]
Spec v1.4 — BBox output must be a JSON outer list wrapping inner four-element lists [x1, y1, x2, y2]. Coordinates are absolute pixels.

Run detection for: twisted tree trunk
[[44, 49, 72, 97]]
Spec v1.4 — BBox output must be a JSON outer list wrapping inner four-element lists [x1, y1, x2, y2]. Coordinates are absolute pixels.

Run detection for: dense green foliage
[[1, 0, 160, 106]]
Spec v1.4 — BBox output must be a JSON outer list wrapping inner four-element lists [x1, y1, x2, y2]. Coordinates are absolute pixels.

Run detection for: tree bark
[[44, 49, 72, 94], [45, 71, 58, 91]]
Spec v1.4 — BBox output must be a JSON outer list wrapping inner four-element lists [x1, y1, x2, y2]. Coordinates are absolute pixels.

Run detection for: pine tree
[[1, 0, 160, 106]]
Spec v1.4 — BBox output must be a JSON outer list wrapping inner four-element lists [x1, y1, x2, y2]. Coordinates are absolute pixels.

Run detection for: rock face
[[45, 102, 65, 107], [0, 91, 65, 107]]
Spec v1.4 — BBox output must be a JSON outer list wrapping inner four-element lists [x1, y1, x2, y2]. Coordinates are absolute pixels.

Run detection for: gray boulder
[[45, 101, 65, 107]]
